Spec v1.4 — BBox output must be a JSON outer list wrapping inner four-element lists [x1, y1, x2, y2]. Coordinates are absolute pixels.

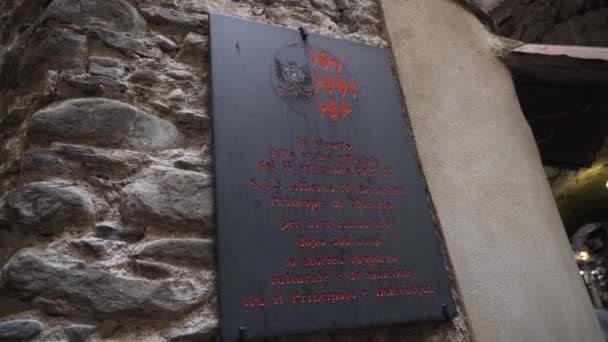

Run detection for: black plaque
[[211, 13, 456, 342]]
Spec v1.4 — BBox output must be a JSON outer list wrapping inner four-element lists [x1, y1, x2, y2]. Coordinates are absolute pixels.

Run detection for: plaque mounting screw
[[239, 327, 248, 341], [298, 27, 308, 41], [442, 304, 450, 321]]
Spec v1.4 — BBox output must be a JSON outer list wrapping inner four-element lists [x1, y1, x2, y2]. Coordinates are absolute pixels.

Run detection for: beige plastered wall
[[378, 0, 604, 341]]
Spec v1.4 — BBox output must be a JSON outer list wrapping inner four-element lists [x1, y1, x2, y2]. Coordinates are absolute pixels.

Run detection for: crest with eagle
[[274, 58, 314, 101], [272, 45, 357, 121]]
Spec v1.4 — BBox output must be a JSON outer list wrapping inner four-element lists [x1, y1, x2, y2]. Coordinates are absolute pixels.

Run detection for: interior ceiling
[[517, 82, 607, 169], [504, 45, 608, 237], [476, 0, 608, 238], [506, 45, 608, 169], [514, 80, 608, 169], [461, 0, 608, 238]]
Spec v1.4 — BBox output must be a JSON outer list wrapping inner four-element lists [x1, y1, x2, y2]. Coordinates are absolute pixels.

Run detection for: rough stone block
[[63, 324, 96, 342], [167, 88, 187, 103], [134, 238, 215, 264], [1, 182, 95, 236], [1, 249, 207, 319], [176, 33, 208, 68], [22, 144, 149, 179], [43, 0, 147, 37], [88, 26, 161, 58], [153, 35, 179, 51], [129, 69, 160, 84], [175, 109, 211, 132], [167, 69, 194, 80], [121, 166, 213, 231], [31, 327, 69, 342], [0, 319, 44, 340], [174, 155, 211, 172], [165, 317, 217, 342], [310, 0, 338, 11], [140, 6, 209, 34], [94, 223, 144, 243], [130, 259, 173, 279], [57, 71, 128, 99], [89, 56, 125, 80], [28, 98, 185, 151], [0, 27, 87, 90]]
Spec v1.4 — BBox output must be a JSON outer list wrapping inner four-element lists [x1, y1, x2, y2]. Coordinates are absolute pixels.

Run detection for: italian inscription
[[246, 138, 435, 306]]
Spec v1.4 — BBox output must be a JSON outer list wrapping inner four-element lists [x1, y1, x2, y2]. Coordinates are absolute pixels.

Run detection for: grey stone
[[269, 0, 312, 6], [70, 238, 110, 259], [0, 1, 38, 44], [134, 238, 215, 264], [167, 69, 194, 80], [167, 89, 187, 103], [310, 0, 338, 11], [130, 259, 172, 279], [0, 320, 44, 340], [174, 156, 211, 172], [63, 325, 96, 342], [1, 249, 206, 319], [129, 70, 159, 84], [22, 144, 150, 179], [121, 166, 213, 231], [0, 101, 30, 136], [43, 0, 147, 36], [88, 27, 161, 58], [1, 182, 95, 236], [153, 35, 179, 51], [0, 28, 87, 91], [341, 0, 381, 30], [57, 71, 128, 99], [151, 100, 172, 114], [166, 320, 217, 342], [164, 314, 217, 342], [175, 109, 211, 132], [28, 98, 185, 152], [43, 70, 60, 98], [334, 0, 350, 10], [140, 6, 209, 34], [89, 56, 125, 79], [176, 33, 208, 68], [94, 223, 144, 243], [31, 327, 69, 342], [0, 217, 10, 231], [22, 149, 67, 175], [21, 28, 88, 80]]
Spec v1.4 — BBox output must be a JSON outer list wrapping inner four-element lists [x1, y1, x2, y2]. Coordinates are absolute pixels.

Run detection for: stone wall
[[0, 0, 470, 341]]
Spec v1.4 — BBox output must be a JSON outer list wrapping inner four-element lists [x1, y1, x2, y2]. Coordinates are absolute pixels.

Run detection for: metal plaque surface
[[210, 13, 456, 342]]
